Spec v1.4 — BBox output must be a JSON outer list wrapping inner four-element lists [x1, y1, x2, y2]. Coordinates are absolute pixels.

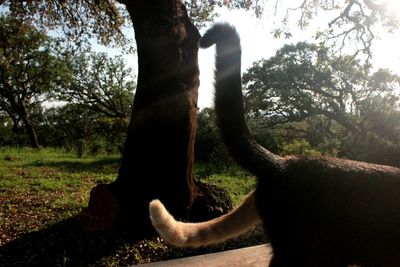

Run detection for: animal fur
[[150, 23, 400, 267], [149, 190, 261, 247]]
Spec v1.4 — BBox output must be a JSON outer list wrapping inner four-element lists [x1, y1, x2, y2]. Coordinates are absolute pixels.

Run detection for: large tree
[[1, 0, 399, 237], [0, 15, 66, 148], [243, 42, 400, 165], [57, 51, 135, 119]]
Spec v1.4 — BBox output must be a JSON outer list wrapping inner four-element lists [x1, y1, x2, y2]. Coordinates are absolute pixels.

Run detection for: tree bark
[[20, 104, 40, 148], [85, 0, 200, 237]]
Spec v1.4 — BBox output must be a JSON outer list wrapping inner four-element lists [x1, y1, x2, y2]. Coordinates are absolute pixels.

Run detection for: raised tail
[[199, 23, 283, 177], [149, 191, 261, 247]]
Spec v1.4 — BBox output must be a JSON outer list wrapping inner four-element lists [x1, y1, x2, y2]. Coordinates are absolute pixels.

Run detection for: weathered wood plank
[[134, 244, 272, 267]]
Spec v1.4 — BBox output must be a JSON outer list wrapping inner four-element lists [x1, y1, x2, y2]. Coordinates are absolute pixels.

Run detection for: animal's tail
[[149, 191, 261, 247], [199, 23, 283, 177]]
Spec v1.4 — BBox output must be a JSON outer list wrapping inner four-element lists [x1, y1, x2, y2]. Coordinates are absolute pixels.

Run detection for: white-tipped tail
[[149, 191, 262, 247]]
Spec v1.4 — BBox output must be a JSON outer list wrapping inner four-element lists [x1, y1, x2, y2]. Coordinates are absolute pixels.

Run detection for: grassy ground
[[0, 148, 264, 267]]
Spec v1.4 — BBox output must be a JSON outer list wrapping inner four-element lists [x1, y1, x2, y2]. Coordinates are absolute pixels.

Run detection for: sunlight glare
[[386, 0, 400, 15]]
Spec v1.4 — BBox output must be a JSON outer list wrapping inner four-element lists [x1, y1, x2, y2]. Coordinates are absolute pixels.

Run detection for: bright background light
[[197, 6, 400, 108]]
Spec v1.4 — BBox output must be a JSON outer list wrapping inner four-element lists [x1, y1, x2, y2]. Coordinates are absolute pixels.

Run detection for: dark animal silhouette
[[150, 23, 400, 267]]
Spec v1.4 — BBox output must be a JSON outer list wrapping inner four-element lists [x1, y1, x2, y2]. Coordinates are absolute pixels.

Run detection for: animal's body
[[149, 23, 400, 266]]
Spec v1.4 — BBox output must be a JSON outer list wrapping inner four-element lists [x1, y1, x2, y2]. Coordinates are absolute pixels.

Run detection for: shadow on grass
[[26, 157, 122, 174], [0, 216, 139, 267]]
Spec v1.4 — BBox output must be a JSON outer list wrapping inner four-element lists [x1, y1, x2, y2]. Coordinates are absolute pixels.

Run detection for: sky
[[99, 2, 400, 109], [197, 4, 400, 108]]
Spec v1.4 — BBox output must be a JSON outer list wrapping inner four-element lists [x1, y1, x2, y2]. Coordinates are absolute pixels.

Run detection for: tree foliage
[[0, 15, 68, 147], [243, 42, 400, 165], [195, 107, 231, 167], [0, 13, 134, 152], [273, 0, 399, 62], [37, 104, 128, 156], [184, 0, 264, 26], [2, 0, 397, 59], [45, 51, 135, 155], [57, 52, 135, 119], [1, 0, 130, 48]]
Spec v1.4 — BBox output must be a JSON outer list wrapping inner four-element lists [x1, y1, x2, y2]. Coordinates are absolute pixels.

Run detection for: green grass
[[0, 148, 121, 245], [199, 167, 256, 205], [0, 147, 119, 190], [0, 147, 261, 266]]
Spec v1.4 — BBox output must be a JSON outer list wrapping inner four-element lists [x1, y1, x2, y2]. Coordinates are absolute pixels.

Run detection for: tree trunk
[[19, 104, 40, 148], [85, 0, 200, 237], [9, 113, 19, 134]]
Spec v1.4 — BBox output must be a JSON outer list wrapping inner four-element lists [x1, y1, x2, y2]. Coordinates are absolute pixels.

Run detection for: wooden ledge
[[134, 244, 272, 267]]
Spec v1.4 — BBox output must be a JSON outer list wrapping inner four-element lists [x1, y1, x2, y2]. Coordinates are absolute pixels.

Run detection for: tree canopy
[[0, 15, 68, 147], [57, 51, 135, 119], [0, 13, 135, 150], [1, 0, 130, 47], [273, 0, 399, 60], [1, 0, 398, 58], [243, 41, 400, 165]]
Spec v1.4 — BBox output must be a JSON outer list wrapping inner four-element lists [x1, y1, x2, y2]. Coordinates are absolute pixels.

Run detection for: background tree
[[37, 103, 128, 155], [57, 51, 135, 119], [2, 0, 130, 49], [272, 0, 399, 64], [0, 15, 67, 148], [243, 42, 400, 165], [0, 111, 16, 146], [24, 51, 135, 154], [195, 108, 230, 168]]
